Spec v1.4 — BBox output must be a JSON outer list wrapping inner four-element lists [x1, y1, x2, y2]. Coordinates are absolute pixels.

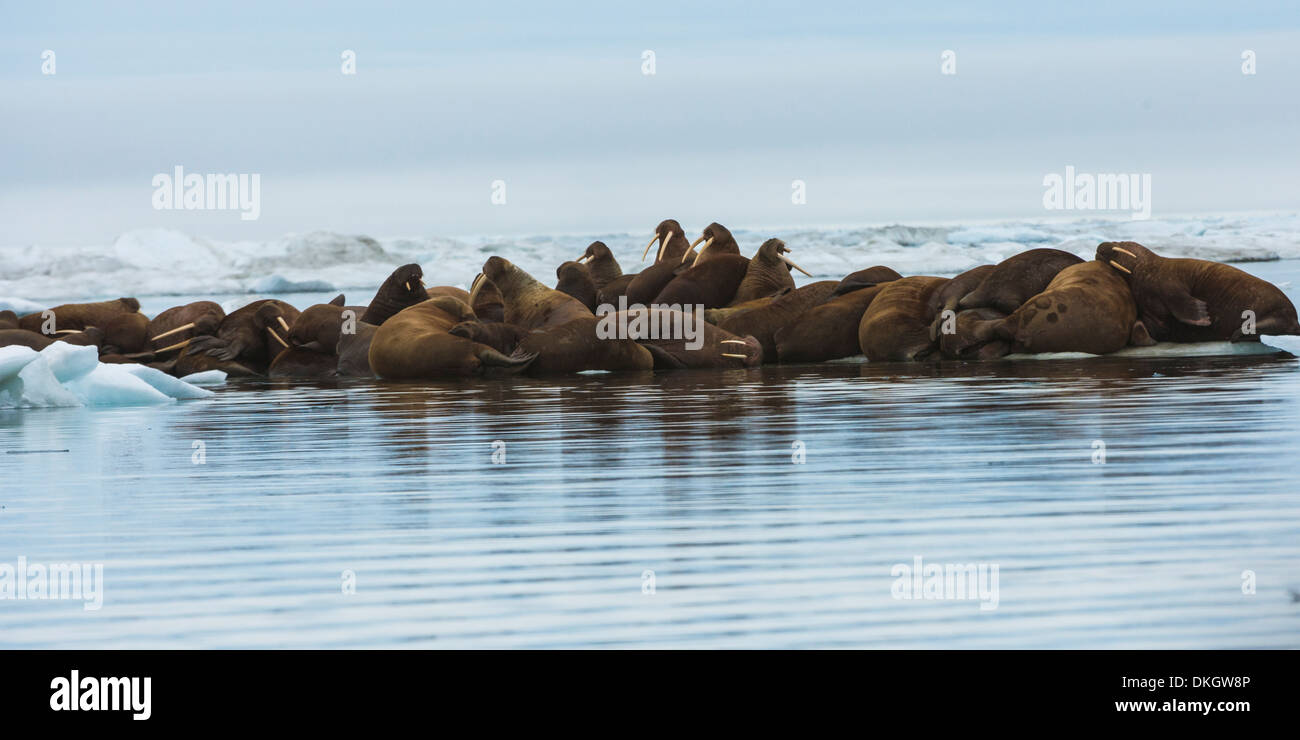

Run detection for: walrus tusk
[[643, 233, 661, 260], [154, 338, 191, 354], [780, 253, 813, 277], [577, 255, 590, 263], [419, 279, 427, 287], [404, 281, 410, 291], [690, 235, 706, 249], [720, 340, 749, 345], [51, 329, 83, 335], [267, 327, 289, 348], [276, 316, 292, 333], [1109, 260, 1132, 274], [1111, 246, 1137, 258], [150, 322, 196, 341], [655, 231, 674, 263], [684, 237, 712, 263], [721, 353, 747, 359]]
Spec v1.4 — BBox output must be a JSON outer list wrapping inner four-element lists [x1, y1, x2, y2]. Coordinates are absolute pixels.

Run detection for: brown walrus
[[0, 329, 56, 351], [1097, 241, 1300, 341], [730, 239, 812, 305], [613, 306, 762, 368], [335, 321, 379, 377], [829, 266, 904, 297], [555, 261, 600, 312], [361, 264, 427, 326], [718, 280, 838, 360], [0, 311, 18, 330], [625, 219, 695, 305], [775, 279, 901, 363], [147, 301, 225, 356], [484, 256, 652, 374], [577, 241, 624, 290], [964, 260, 1145, 356], [17, 297, 141, 335], [702, 294, 782, 326], [652, 254, 750, 308], [101, 311, 150, 355], [858, 276, 948, 361], [686, 222, 743, 267], [958, 248, 1083, 313], [368, 296, 535, 378], [287, 296, 367, 353], [448, 320, 529, 355], [425, 285, 471, 304], [184, 299, 300, 374], [468, 274, 505, 323]]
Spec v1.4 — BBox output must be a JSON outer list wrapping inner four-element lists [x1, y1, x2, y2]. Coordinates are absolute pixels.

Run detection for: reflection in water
[[2, 355, 1299, 647]]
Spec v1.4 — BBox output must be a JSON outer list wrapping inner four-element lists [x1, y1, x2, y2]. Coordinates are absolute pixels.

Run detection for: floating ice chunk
[[63, 364, 175, 406], [0, 352, 84, 408], [0, 345, 39, 382], [37, 342, 99, 382], [178, 370, 227, 386], [121, 364, 215, 399], [1005, 341, 1287, 361], [251, 274, 336, 293]]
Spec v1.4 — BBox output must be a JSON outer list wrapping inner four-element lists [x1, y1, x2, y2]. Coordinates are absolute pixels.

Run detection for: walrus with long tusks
[[731, 239, 812, 305], [17, 297, 141, 335], [469, 274, 506, 323], [484, 256, 653, 374], [958, 248, 1083, 313], [369, 296, 536, 378], [858, 276, 949, 361], [625, 219, 695, 305], [1097, 241, 1300, 341], [577, 241, 625, 290], [184, 299, 300, 374], [613, 306, 762, 369], [361, 264, 427, 326], [718, 280, 838, 361], [963, 260, 1145, 356], [775, 273, 903, 362], [147, 301, 225, 357], [927, 264, 996, 340], [652, 223, 753, 308], [555, 261, 600, 312]]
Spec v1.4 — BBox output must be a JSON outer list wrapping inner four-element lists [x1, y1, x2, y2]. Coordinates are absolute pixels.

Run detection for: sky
[[2, 1, 1298, 245]]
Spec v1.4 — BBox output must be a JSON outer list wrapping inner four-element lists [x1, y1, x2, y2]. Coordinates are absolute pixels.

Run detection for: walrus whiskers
[[150, 322, 196, 341], [1109, 260, 1132, 274]]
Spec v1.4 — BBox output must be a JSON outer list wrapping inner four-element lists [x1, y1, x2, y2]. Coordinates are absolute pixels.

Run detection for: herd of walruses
[[3, 220, 1298, 380]]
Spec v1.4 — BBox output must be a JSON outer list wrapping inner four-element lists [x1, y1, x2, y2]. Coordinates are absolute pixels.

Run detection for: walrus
[[335, 321, 379, 377], [625, 219, 696, 305], [369, 296, 536, 378], [17, 297, 141, 335], [555, 261, 600, 312], [927, 264, 996, 340], [719, 280, 838, 360], [1097, 241, 1300, 341], [361, 264, 427, 325], [101, 311, 150, 355], [613, 306, 762, 368], [858, 276, 948, 361], [147, 301, 225, 355], [829, 266, 905, 297], [652, 252, 751, 309], [0, 311, 17, 330], [577, 241, 624, 289], [775, 280, 899, 363], [958, 248, 1083, 313], [731, 239, 812, 305], [268, 346, 339, 378], [469, 273, 505, 322], [425, 285, 471, 304], [484, 256, 653, 374], [936, 307, 1011, 360], [0, 329, 56, 351], [685, 222, 744, 266], [185, 299, 300, 374], [287, 297, 367, 353], [964, 260, 1144, 356]]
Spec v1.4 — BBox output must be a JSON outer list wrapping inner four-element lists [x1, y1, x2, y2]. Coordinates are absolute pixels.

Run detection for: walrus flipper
[[477, 346, 537, 372], [1166, 292, 1212, 326], [642, 343, 688, 370]]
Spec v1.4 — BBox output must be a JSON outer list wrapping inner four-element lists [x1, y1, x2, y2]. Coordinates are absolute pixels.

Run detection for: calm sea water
[[3, 264, 1300, 648]]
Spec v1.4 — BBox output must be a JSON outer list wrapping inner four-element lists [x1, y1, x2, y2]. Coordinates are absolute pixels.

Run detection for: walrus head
[[644, 219, 690, 263], [687, 222, 742, 267], [483, 256, 547, 302], [720, 335, 763, 367], [577, 241, 622, 286], [361, 264, 427, 326], [1096, 241, 1150, 277], [254, 302, 293, 353]]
